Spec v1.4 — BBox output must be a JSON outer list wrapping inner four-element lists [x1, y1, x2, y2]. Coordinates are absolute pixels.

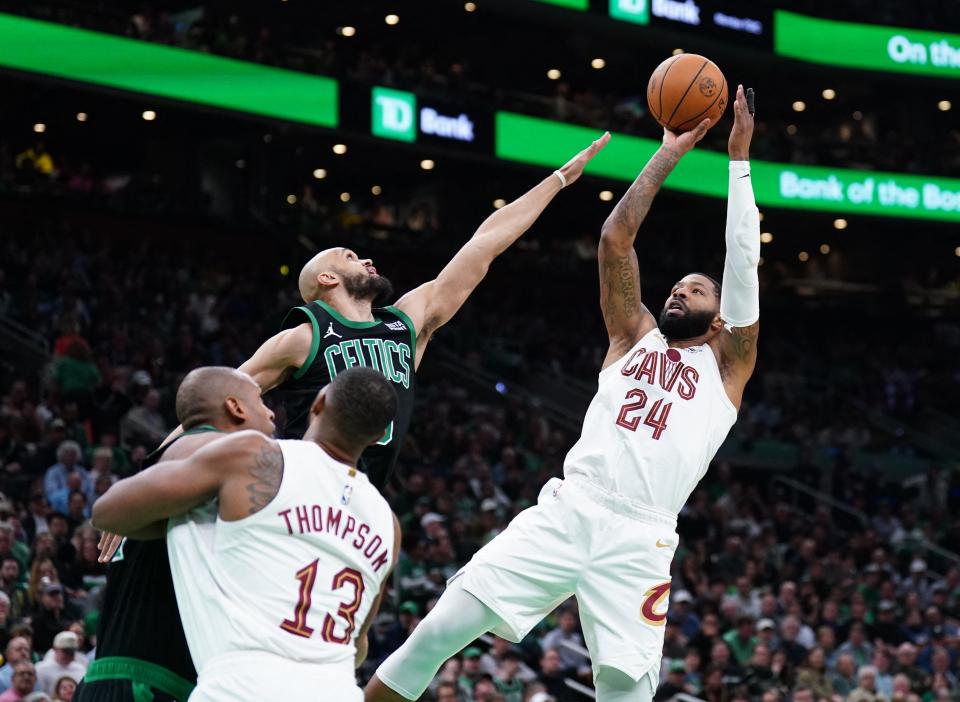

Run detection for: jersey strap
[[84, 656, 195, 702], [142, 426, 223, 467]]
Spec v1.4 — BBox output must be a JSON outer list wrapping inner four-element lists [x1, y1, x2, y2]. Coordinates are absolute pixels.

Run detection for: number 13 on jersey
[[280, 560, 365, 644]]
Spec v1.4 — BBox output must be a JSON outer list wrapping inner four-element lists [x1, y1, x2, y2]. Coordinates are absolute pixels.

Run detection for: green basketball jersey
[[268, 299, 416, 489]]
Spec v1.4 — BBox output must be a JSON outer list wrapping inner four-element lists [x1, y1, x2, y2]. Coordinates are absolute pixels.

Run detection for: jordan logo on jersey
[[323, 323, 342, 340]]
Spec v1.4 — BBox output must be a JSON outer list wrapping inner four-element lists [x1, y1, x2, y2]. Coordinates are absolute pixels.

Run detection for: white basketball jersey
[[167, 439, 394, 674], [564, 327, 737, 515]]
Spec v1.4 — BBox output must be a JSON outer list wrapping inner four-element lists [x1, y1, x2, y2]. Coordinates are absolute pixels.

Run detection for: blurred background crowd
[[1, 1, 959, 701]]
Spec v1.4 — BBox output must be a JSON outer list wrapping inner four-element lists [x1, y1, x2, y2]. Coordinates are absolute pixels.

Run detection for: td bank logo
[[610, 0, 649, 24], [372, 87, 416, 142]]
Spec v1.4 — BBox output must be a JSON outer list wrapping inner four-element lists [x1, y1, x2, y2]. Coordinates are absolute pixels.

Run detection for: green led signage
[[496, 112, 960, 222], [0, 13, 338, 126], [610, 0, 650, 25], [531, 0, 589, 10], [775, 10, 960, 79], [371, 87, 417, 142]]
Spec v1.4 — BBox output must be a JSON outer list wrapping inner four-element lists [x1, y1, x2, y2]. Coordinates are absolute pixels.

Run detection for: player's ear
[[224, 396, 245, 424], [310, 387, 328, 417], [317, 270, 339, 289]]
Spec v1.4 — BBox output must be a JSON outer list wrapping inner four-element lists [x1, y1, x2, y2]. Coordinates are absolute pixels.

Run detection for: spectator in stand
[[493, 650, 524, 702], [53, 345, 99, 419], [929, 647, 959, 694], [836, 622, 874, 668], [85, 449, 115, 504], [470, 676, 497, 702], [539, 609, 590, 680], [848, 665, 884, 702], [22, 494, 50, 545], [42, 446, 89, 512], [0, 662, 38, 702], [118, 389, 166, 451], [537, 650, 569, 701], [794, 647, 833, 699], [778, 615, 811, 666], [34, 633, 84, 695], [654, 660, 690, 700], [723, 615, 758, 666], [0, 639, 39, 694], [829, 653, 857, 697], [30, 583, 71, 655], [0, 562, 27, 623], [480, 637, 536, 684], [435, 681, 458, 702], [0, 530, 25, 583], [50, 676, 74, 702], [458, 648, 486, 699], [63, 494, 88, 531], [669, 590, 701, 639], [892, 642, 929, 691]]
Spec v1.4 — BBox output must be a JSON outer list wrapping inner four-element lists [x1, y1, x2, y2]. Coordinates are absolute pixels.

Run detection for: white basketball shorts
[[190, 651, 362, 702], [456, 475, 678, 684]]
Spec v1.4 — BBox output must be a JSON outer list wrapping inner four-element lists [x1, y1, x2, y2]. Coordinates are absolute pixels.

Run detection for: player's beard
[[341, 270, 394, 305], [658, 306, 716, 340]]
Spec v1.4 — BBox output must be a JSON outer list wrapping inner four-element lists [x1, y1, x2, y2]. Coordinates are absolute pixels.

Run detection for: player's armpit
[[238, 323, 313, 393]]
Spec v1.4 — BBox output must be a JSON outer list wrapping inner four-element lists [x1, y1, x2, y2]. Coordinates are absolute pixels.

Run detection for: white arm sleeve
[[720, 160, 761, 328]]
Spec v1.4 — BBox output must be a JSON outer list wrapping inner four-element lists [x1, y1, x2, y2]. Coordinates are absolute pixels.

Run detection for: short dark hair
[[324, 368, 398, 449], [690, 272, 721, 298]]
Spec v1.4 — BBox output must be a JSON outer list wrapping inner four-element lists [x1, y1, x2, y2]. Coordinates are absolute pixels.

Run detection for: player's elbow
[[91, 495, 122, 533]]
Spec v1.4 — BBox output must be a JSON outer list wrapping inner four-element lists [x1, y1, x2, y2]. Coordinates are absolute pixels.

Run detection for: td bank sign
[[372, 87, 475, 143]]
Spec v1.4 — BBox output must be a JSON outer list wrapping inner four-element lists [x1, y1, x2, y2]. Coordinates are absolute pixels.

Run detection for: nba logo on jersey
[[341, 484, 353, 505]]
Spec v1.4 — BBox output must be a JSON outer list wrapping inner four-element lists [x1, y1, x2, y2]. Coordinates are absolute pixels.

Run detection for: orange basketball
[[646, 54, 728, 133]]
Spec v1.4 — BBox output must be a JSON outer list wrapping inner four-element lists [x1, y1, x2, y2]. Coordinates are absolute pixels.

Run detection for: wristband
[[553, 170, 567, 188]]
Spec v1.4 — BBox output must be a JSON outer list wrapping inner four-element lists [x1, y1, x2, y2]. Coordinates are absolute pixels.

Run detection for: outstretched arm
[[395, 133, 610, 368], [238, 323, 313, 394], [715, 85, 760, 409], [160, 324, 311, 447], [92, 431, 275, 534], [599, 119, 712, 370]]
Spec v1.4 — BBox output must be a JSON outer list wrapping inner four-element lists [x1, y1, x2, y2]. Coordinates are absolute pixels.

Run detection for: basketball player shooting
[[365, 84, 758, 702]]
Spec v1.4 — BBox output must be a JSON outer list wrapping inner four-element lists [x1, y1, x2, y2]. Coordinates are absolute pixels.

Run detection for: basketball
[[647, 53, 728, 133]]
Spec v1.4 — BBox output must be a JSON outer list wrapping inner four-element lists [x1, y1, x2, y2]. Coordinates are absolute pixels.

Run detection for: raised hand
[[728, 84, 755, 160], [557, 131, 611, 185], [663, 118, 711, 155]]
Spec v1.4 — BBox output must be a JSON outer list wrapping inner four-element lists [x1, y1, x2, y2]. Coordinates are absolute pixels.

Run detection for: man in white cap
[[35, 632, 86, 695]]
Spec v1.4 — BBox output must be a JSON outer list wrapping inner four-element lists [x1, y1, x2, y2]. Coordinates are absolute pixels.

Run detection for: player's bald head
[[298, 248, 342, 303], [176, 367, 261, 429]]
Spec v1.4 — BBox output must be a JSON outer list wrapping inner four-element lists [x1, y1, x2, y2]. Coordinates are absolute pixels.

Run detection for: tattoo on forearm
[[609, 146, 681, 234], [246, 444, 283, 515], [601, 253, 639, 322]]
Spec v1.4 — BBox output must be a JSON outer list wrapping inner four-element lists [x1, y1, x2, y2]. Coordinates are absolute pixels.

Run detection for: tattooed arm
[[598, 118, 713, 370], [92, 431, 281, 534]]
